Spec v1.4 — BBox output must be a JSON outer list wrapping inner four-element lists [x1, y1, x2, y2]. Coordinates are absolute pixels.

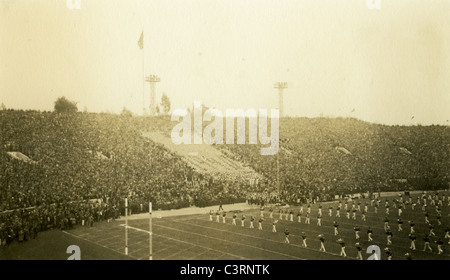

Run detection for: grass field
[[1, 193, 449, 260]]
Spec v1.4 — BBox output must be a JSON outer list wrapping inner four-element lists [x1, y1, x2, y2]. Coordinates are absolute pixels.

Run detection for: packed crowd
[[222, 117, 449, 203], [0, 201, 118, 246]]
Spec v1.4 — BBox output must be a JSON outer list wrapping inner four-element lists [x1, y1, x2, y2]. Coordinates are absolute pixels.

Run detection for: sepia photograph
[[0, 0, 449, 265]]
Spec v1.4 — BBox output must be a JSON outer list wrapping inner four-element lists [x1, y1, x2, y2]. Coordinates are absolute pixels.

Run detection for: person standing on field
[[337, 238, 346, 257], [423, 235, 432, 252], [409, 233, 416, 250], [333, 221, 339, 236], [301, 232, 307, 247], [318, 234, 326, 252], [397, 218, 403, 232], [272, 220, 278, 233], [284, 228, 290, 244], [367, 227, 373, 242], [356, 242, 363, 260]]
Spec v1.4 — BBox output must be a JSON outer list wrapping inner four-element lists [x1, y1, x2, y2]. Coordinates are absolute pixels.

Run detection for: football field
[[59, 193, 450, 260]]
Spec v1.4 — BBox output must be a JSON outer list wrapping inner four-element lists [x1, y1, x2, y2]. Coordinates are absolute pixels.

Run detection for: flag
[[138, 31, 143, 50]]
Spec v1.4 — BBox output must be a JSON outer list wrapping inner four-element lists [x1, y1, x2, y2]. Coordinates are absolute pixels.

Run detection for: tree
[[54, 97, 78, 113], [160, 93, 171, 115], [1, 102, 6, 110]]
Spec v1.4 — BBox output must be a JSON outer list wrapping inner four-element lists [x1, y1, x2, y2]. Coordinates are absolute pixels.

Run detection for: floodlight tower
[[274, 82, 288, 117], [146, 75, 160, 116]]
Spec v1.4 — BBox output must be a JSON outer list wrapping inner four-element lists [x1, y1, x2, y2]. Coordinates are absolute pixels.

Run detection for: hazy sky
[[1, 0, 449, 125]]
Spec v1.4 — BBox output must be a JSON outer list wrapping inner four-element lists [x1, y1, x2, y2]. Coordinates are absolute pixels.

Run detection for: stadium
[[0, 111, 449, 260], [1, 0, 450, 262]]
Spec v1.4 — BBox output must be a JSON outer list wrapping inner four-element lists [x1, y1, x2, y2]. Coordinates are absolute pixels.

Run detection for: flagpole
[[142, 28, 145, 116], [125, 198, 128, 255]]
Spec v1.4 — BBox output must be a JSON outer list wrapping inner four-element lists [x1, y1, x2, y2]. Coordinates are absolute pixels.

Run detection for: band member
[[409, 220, 415, 234], [318, 234, 326, 252], [249, 216, 255, 229], [444, 226, 450, 240], [356, 242, 363, 260], [436, 238, 444, 254], [241, 215, 246, 227], [384, 217, 390, 232], [437, 213, 442, 226], [354, 226, 360, 240], [333, 221, 339, 236], [305, 212, 311, 224], [209, 210, 213, 221], [337, 238, 346, 257], [409, 233, 416, 250], [424, 212, 430, 225], [352, 209, 357, 220], [397, 218, 403, 232], [272, 220, 278, 232], [284, 228, 290, 244], [384, 247, 392, 260], [301, 232, 307, 247], [429, 224, 436, 237], [423, 235, 432, 252], [386, 229, 393, 245], [367, 227, 373, 242], [258, 217, 263, 230], [232, 213, 237, 225]]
